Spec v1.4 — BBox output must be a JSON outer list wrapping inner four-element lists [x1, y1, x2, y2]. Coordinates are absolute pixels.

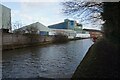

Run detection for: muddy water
[[2, 39, 93, 78]]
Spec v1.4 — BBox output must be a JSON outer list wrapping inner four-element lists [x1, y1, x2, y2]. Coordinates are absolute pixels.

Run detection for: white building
[[14, 22, 51, 35], [0, 4, 11, 32], [49, 29, 76, 39]]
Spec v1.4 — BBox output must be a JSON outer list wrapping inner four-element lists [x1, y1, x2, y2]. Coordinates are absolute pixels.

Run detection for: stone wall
[[2, 33, 54, 50], [0, 30, 2, 79], [3, 33, 30, 45]]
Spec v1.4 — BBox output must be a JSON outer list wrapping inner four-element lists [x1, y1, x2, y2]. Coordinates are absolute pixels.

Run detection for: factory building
[[14, 22, 51, 35], [48, 19, 77, 30], [0, 4, 11, 32], [48, 19, 78, 39]]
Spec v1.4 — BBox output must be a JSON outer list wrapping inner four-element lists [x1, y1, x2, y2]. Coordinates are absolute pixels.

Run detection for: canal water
[[2, 39, 93, 78]]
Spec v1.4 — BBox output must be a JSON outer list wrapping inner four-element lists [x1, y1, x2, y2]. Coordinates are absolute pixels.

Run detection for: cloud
[[2, 0, 120, 2], [20, 0, 62, 2], [11, 9, 35, 25], [11, 9, 61, 26], [5, 1, 66, 28], [1, 0, 64, 2], [18, 2, 65, 24]]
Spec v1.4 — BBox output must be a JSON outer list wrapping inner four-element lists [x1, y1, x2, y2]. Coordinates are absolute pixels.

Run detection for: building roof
[[48, 22, 67, 29], [0, 4, 11, 10], [48, 19, 77, 30], [14, 22, 51, 32]]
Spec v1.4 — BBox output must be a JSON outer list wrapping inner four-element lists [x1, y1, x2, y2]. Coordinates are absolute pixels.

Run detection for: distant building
[[49, 29, 76, 39], [48, 19, 85, 39], [48, 19, 77, 30], [48, 19, 79, 39], [13, 22, 51, 35], [0, 4, 11, 32], [83, 29, 103, 38], [74, 23, 83, 33]]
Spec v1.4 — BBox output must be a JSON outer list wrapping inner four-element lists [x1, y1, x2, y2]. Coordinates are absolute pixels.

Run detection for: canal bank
[[72, 38, 119, 78], [2, 33, 54, 50], [2, 32, 90, 50], [2, 39, 93, 78]]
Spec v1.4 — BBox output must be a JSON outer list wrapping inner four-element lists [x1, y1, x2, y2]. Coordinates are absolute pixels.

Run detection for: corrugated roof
[[33, 22, 51, 31], [14, 22, 51, 32]]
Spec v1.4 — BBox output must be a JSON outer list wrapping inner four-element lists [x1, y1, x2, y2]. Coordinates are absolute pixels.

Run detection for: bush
[[53, 33, 68, 43]]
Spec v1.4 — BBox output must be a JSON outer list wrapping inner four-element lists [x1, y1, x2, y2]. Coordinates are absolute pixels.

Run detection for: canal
[[2, 39, 93, 78]]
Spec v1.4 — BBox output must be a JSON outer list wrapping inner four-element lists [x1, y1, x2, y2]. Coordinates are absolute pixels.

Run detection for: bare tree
[[62, 1, 120, 42], [71, 2, 120, 79], [12, 21, 25, 34], [13, 22, 38, 34], [61, 0, 103, 27], [25, 25, 38, 34], [12, 21, 23, 30]]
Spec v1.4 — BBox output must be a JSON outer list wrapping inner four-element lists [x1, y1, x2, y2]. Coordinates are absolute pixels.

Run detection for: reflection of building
[[0, 4, 11, 32], [83, 29, 103, 38], [14, 22, 51, 35]]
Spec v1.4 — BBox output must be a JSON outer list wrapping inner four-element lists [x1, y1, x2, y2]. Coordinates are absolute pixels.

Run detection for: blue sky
[[1, 0, 103, 30]]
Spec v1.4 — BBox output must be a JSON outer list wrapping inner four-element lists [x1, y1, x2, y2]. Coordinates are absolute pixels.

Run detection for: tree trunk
[[102, 2, 120, 43]]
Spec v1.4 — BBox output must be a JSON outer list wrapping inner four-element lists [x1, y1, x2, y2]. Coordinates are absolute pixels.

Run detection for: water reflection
[[2, 39, 93, 78]]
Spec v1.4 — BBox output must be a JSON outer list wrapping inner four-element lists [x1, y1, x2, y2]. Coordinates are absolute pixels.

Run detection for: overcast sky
[[1, 0, 106, 30], [2, 1, 66, 27]]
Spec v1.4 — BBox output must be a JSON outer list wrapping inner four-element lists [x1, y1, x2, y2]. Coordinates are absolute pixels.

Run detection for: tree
[[68, 2, 120, 78], [62, 1, 119, 42], [61, 0, 103, 26], [12, 21, 23, 30], [12, 21, 25, 34], [25, 25, 38, 34], [102, 2, 120, 43], [53, 33, 68, 43], [24, 25, 39, 44]]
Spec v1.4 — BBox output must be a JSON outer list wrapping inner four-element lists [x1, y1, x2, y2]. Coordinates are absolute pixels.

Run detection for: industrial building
[[48, 19, 77, 30], [48, 19, 78, 39], [0, 4, 11, 32], [13, 22, 51, 35], [49, 29, 76, 39], [48, 19, 86, 39]]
